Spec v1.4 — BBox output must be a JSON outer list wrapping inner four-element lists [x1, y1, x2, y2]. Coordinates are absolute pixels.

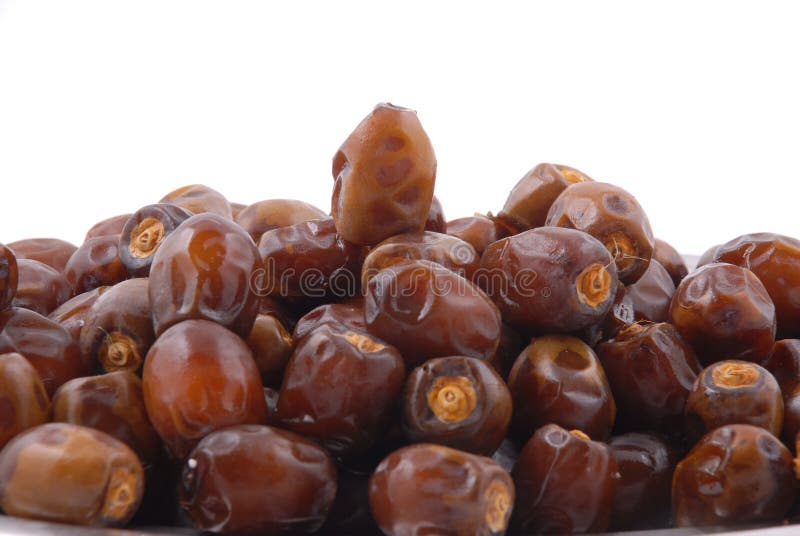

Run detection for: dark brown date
[[0, 352, 50, 448], [672, 424, 795, 527], [686, 360, 783, 440], [0, 244, 18, 311], [53, 371, 161, 464], [148, 213, 261, 337], [424, 195, 446, 233], [763, 339, 800, 397], [118, 203, 194, 277], [48, 287, 108, 344], [497, 162, 592, 232], [245, 313, 293, 388], [508, 335, 616, 442], [479, 227, 618, 333], [292, 301, 366, 342], [512, 424, 618, 535], [79, 278, 154, 373], [64, 235, 129, 295], [402, 355, 512, 455], [85, 214, 132, 241], [180, 425, 337, 535], [276, 326, 405, 458], [653, 238, 688, 286], [12, 258, 71, 315], [625, 258, 675, 322], [332, 103, 437, 246], [0, 307, 85, 395], [160, 184, 232, 219], [235, 198, 328, 243], [142, 319, 267, 458], [369, 443, 514, 536], [545, 181, 654, 284], [365, 260, 502, 368], [7, 238, 77, 273], [0, 422, 144, 527], [597, 322, 701, 435], [446, 215, 501, 256], [669, 262, 776, 365]]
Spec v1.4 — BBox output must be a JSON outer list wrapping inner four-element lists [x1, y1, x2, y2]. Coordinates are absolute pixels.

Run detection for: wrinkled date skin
[[0, 422, 145, 527], [149, 213, 261, 338], [7, 238, 77, 273], [425, 195, 446, 233], [48, 287, 108, 345], [597, 323, 701, 435], [80, 278, 154, 374], [258, 218, 365, 299], [685, 360, 783, 441], [85, 214, 132, 241], [12, 259, 71, 315], [118, 203, 194, 277], [497, 162, 592, 233], [0, 352, 51, 448], [235, 199, 328, 244], [369, 443, 515, 536], [64, 235, 129, 295], [0, 243, 18, 311], [365, 260, 502, 368], [0, 307, 85, 396], [653, 238, 688, 287], [180, 425, 337, 535], [545, 181, 654, 284], [446, 215, 502, 256], [669, 262, 776, 365], [512, 424, 619, 535], [53, 371, 161, 464], [508, 335, 616, 442], [142, 320, 267, 458], [625, 259, 675, 322], [672, 424, 796, 527], [292, 301, 366, 342], [402, 355, 511, 455], [712, 233, 800, 338], [608, 433, 680, 531], [160, 184, 232, 219], [245, 313, 293, 388], [276, 326, 405, 459], [479, 227, 618, 334], [361, 231, 480, 287], [332, 103, 437, 246]]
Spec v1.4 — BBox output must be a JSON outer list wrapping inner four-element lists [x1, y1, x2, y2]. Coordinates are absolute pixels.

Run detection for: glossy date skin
[[424, 195, 446, 233], [479, 227, 618, 334], [625, 259, 675, 322], [79, 278, 154, 373], [365, 260, 502, 368], [245, 313, 293, 388], [118, 203, 194, 277], [332, 103, 437, 246], [369, 443, 515, 536], [512, 424, 619, 535], [685, 360, 783, 440], [276, 325, 405, 459], [235, 199, 328, 244], [508, 335, 616, 442], [597, 323, 701, 435], [0, 352, 51, 448], [669, 262, 776, 365], [180, 425, 337, 535], [85, 214, 132, 241], [361, 231, 479, 287], [149, 213, 261, 337], [712, 233, 800, 338], [64, 235, 129, 295], [672, 424, 795, 527], [48, 287, 108, 345], [0, 422, 145, 527], [446, 215, 501, 256], [762, 339, 800, 397], [7, 238, 77, 273], [402, 355, 512, 456], [0, 243, 18, 311], [53, 371, 161, 464], [0, 307, 85, 396], [12, 258, 71, 315], [546, 181, 654, 284], [653, 238, 688, 287], [142, 320, 267, 458], [497, 162, 592, 232], [160, 184, 232, 219], [257, 218, 364, 299], [292, 301, 366, 342]]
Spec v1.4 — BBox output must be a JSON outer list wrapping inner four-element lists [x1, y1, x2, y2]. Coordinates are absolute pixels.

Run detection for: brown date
[[402, 355, 511, 455], [12, 258, 71, 315], [446, 214, 501, 256], [142, 319, 267, 458], [48, 287, 108, 344], [160, 184, 232, 219], [292, 301, 366, 342], [245, 313, 293, 388], [0, 243, 18, 311], [653, 238, 688, 287], [625, 258, 675, 322], [545, 181, 654, 284], [149, 213, 261, 337], [0, 422, 144, 527], [180, 425, 337, 535], [0, 352, 51, 448], [85, 214, 132, 241], [763, 339, 800, 397], [332, 103, 436, 246], [424, 195, 446, 233], [64, 234, 129, 295], [7, 238, 77, 273], [369, 443, 514, 536], [235, 198, 328, 243], [118, 203, 194, 277]]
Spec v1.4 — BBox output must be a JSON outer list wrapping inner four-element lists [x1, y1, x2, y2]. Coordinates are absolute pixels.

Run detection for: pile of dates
[[2, 103, 800, 535]]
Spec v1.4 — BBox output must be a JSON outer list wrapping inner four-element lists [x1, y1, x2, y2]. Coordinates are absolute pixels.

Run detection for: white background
[[0, 1, 798, 254]]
